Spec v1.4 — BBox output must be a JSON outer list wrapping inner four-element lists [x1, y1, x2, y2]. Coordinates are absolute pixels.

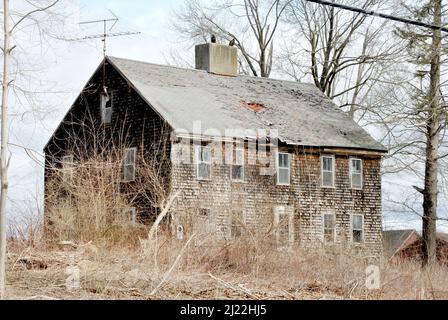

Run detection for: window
[[198, 207, 213, 233], [123, 148, 136, 182], [100, 90, 113, 125], [61, 155, 74, 182], [277, 153, 291, 185], [124, 207, 137, 225], [231, 147, 244, 181], [196, 145, 211, 180], [321, 156, 335, 188], [274, 206, 294, 246], [352, 214, 364, 243], [323, 213, 336, 244], [350, 158, 363, 189], [230, 210, 244, 238]]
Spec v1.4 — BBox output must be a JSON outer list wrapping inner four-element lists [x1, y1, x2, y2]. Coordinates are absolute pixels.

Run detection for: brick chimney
[[195, 42, 238, 77]]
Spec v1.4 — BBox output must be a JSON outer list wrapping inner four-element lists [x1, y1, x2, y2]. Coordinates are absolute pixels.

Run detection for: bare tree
[[172, 0, 291, 77], [280, 0, 405, 120], [0, 0, 61, 299]]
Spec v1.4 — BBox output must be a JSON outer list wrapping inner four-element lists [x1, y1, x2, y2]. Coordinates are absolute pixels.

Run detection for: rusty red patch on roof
[[240, 100, 265, 112]]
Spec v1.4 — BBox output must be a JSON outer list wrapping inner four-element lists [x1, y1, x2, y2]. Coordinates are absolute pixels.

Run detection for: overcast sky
[[4, 0, 448, 232]]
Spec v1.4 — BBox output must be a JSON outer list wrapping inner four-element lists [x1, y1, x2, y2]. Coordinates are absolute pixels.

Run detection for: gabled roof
[[106, 56, 387, 153]]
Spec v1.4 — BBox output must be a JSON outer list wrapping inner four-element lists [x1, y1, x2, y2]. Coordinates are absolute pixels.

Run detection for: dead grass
[[5, 232, 448, 300]]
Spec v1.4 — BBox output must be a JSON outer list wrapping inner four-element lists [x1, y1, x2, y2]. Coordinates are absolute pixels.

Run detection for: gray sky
[[4, 0, 448, 232]]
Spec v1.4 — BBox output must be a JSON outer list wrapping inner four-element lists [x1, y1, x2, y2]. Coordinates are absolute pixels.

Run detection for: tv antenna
[[69, 10, 141, 56]]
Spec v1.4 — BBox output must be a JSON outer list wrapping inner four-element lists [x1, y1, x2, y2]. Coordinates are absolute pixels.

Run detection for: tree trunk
[[0, 0, 11, 299], [422, 0, 442, 268]]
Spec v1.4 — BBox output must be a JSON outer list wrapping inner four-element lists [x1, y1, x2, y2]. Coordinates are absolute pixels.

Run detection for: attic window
[[240, 100, 265, 112], [100, 89, 113, 125]]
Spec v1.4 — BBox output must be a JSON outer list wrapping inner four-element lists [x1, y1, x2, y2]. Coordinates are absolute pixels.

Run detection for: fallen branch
[[208, 272, 259, 299], [150, 233, 195, 296]]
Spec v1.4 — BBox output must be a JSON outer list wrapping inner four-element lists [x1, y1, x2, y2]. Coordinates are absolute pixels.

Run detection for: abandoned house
[[44, 41, 387, 257]]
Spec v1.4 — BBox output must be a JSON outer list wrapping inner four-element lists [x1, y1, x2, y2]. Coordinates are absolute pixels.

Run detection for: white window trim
[[276, 152, 291, 186], [351, 214, 365, 244], [61, 154, 74, 181], [322, 212, 336, 244], [274, 206, 294, 247], [195, 145, 212, 181], [231, 147, 245, 182], [321, 155, 336, 188], [123, 147, 137, 182], [349, 158, 363, 190]]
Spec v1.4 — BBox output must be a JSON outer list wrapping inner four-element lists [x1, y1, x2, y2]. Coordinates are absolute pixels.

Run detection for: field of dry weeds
[[5, 233, 448, 300]]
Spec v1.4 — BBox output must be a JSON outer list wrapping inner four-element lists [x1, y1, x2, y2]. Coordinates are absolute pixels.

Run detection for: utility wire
[[304, 0, 448, 33]]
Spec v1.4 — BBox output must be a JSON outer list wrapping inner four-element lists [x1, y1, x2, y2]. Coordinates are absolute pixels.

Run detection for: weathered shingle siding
[[170, 142, 383, 257], [44, 62, 171, 222]]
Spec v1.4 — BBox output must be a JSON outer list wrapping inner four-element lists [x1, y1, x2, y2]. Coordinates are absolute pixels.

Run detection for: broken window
[[230, 210, 244, 238], [274, 206, 293, 247], [323, 213, 336, 244], [350, 158, 363, 189], [231, 147, 244, 181], [124, 207, 137, 225], [321, 156, 335, 188], [277, 153, 291, 185], [61, 155, 74, 182], [352, 214, 364, 243], [196, 145, 211, 180], [100, 90, 113, 125], [123, 148, 136, 182]]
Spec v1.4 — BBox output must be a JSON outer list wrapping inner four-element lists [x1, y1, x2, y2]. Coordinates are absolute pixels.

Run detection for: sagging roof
[[107, 56, 387, 153]]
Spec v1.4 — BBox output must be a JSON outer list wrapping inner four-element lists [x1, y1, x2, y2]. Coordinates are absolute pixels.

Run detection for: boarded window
[[123, 148, 136, 182], [350, 158, 363, 189], [274, 206, 294, 246], [196, 146, 211, 180], [323, 213, 336, 244], [321, 156, 335, 188], [100, 91, 113, 125], [231, 147, 244, 181], [230, 210, 244, 238], [352, 214, 364, 243], [277, 153, 291, 185]]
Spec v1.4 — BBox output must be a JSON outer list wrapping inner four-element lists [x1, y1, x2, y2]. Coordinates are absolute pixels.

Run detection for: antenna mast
[[70, 10, 141, 56]]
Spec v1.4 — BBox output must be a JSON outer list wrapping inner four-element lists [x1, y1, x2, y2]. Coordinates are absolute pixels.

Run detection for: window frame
[[351, 214, 364, 244], [100, 91, 113, 125], [321, 155, 336, 188], [230, 210, 245, 238], [277, 152, 291, 186], [124, 207, 137, 225], [195, 145, 212, 181], [349, 158, 363, 190], [274, 206, 294, 247], [61, 154, 74, 182], [123, 147, 137, 183], [231, 146, 245, 182], [322, 212, 336, 244]]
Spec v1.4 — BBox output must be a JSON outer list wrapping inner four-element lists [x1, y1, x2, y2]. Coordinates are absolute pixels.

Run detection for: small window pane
[[323, 214, 335, 243], [352, 174, 362, 189], [322, 172, 333, 187], [279, 153, 290, 168], [323, 157, 333, 171], [231, 211, 244, 238], [352, 215, 363, 243], [232, 165, 244, 181], [278, 168, 290, 184]]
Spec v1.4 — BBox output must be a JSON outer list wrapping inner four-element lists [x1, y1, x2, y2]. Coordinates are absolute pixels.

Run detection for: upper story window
[[231, 147, 244, 182], [352, 214, 364, 244], [196, 145, 212, 180], [100, 89, 113, 125], [350, 158, 363, 189], [321, 155, 335, 188], [323, 213, 336, 244], [277, 153, 291, 186], [123, 148, 136, 182]]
